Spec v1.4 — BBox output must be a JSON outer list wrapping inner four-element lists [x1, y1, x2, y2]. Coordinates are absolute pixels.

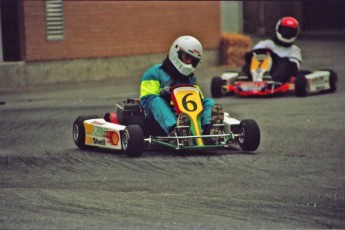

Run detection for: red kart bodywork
[[227, 77, 295, 97]]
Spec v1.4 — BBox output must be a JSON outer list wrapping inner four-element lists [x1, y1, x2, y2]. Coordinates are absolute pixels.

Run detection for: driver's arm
[[140, 66, 161, 99]]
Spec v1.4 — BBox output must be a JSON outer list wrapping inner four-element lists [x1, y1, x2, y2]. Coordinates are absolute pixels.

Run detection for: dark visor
[[178, 50, 200, 68], [278, 26, 298, 39]]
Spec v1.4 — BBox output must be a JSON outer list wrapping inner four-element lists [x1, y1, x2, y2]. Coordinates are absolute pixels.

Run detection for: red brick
[[22, 1, 221, 61]]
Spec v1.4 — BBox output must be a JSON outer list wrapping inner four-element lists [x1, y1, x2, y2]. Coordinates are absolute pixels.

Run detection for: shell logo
[[107, 131, 119, 146]]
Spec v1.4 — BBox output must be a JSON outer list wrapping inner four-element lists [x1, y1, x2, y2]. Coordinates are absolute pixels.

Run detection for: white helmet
[[168, 35, 203, 76], [276, 16, 300, 44]]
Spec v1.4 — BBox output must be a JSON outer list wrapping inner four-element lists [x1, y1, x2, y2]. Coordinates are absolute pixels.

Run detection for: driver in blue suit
[[139, 35, 223, 142]]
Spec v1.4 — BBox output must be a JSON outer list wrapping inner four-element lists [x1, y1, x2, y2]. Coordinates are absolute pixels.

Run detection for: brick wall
[[22, 1, 221, 62]]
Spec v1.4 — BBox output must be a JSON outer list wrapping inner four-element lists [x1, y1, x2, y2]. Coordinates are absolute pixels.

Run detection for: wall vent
[[45, 0, 64, 41]]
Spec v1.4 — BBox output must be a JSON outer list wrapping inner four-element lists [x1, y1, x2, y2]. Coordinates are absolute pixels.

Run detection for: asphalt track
[[1, 38, 345, 229]]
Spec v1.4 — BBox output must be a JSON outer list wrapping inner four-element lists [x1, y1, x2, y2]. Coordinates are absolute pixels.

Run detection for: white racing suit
[[244, 39, 302, 83]]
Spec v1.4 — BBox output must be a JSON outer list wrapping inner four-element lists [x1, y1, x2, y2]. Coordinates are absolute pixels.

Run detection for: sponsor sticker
[[93, 138, 106, 146], [107, 131, 120, 146]]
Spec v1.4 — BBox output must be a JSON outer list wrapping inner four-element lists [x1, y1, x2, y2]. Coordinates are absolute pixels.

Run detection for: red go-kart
[[211, 51, 338, 98]]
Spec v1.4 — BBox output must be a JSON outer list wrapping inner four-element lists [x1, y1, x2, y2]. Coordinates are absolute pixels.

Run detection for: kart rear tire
[[121, 125, 144, 157], [73, 115, 99, 149], [211, 76, 225, 98], [238, 119, 260, 151], [294, 73, 308, 97]]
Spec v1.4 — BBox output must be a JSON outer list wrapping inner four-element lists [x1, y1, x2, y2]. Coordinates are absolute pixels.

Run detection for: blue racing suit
[[140, 64, 214, 134]]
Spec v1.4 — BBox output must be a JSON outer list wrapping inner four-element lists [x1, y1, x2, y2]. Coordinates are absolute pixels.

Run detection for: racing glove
[[160, 86, 172, 102]]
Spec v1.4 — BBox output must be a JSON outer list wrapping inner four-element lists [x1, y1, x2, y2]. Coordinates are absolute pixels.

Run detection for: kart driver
[[140, 35, 224, 143], [243, 16, 302, 83]]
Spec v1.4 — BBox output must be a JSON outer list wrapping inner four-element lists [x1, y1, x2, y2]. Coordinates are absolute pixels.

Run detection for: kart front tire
[[73, 115, 99, 149], [121, 125, 144, 157], [238, 119, 260, 152], [294, 73, 308, 97], [211, 76, 225, 98]]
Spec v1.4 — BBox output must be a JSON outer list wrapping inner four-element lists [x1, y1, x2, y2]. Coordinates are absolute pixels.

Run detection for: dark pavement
[[0, 36, 344, 229]]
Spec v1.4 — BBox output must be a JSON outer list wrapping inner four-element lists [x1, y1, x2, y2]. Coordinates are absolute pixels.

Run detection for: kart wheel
[[238, 119, 260, 151], [121, 125, 144, 157], [73, 115, 99, 149], [211, 76, 226, 98], [320, 69, 338, 93], [294, 73, 308, 97]]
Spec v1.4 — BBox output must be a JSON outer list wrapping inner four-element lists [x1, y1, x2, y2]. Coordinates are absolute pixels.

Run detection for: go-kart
[[211, 49, 338, 98], [73, 85, 260, 157]]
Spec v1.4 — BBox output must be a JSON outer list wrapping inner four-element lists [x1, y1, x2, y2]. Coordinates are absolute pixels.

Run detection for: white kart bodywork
[[81, 114, 241, 151], [223, 112, 240, 134], [305, 70, 331, 93], [83, 118, 125, 150], [220, 72, 239, 81]]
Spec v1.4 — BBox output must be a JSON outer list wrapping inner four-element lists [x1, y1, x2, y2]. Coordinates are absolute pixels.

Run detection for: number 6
[[182, 93, 197, 112]]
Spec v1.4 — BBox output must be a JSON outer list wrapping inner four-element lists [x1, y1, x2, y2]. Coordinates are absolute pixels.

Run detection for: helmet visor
[[278, 25, 298, 39], [178, 50, 200, 68]]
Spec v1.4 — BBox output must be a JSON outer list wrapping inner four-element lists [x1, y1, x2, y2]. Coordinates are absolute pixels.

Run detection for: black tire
[[329, 70, 338, 93], [238, 119, 260, 151], [319, 69, 338, 93], [211, 76, 225, 98], [73, 115, 99, 149], [121, 125, 144, 157], [294, 73, 308, 97]]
